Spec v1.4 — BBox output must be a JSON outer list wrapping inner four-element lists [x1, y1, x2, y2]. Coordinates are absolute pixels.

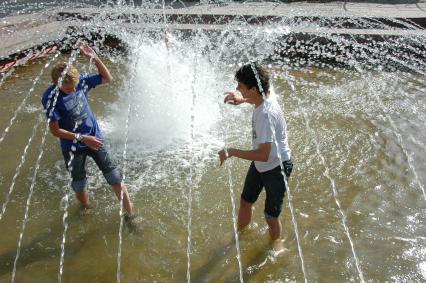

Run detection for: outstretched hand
[[218, 148, 234, 166], [218, 149, 228, 166], [80, 43, 97, 60], [223, 92, 245, 105]]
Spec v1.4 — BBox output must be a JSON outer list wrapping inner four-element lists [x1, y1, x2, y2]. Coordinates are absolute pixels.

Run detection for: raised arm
[[80, 43, 113, 84]]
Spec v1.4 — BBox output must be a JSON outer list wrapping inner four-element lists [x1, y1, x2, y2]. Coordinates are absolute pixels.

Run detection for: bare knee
[[112, 183, 124, 190], [265, 216, 279, 226], [240, 198, 252, 210]]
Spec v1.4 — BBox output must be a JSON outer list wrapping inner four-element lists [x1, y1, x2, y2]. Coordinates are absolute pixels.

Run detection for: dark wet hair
[[235, 63, 270, 95]]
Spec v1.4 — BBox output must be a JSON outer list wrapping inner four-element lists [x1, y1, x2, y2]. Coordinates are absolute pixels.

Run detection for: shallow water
[[1, 1, 426, 280], [0, 48, 425, 282]]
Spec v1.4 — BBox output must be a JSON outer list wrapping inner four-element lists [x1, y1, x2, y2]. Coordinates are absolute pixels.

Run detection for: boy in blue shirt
[[42, 44, 138, 225]]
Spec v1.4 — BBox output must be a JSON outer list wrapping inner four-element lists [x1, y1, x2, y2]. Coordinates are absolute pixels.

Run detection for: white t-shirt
[[252, 93, 291, 172]]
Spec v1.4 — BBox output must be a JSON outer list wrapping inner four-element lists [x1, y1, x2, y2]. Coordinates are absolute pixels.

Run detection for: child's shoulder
[[41, 84, 56, 99], [41, 84, 57, 107], [78, 73, 100, 84]]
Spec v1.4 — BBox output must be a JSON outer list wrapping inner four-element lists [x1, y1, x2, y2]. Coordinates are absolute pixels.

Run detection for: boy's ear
[[249, 86, 260, 94]]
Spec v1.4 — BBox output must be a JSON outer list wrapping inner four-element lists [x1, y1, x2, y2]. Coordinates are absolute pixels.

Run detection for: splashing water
[[0, 1, 425, 282]]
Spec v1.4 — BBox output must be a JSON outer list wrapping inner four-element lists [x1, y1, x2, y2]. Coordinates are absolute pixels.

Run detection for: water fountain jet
[[0, 1, 425, 282]]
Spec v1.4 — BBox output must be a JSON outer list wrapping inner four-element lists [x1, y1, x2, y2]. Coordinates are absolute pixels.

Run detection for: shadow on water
[[191, 234, 279, 282], [0, 209, 97, 279], [0, 237, 61, 279], [191, 235, 236, 282]]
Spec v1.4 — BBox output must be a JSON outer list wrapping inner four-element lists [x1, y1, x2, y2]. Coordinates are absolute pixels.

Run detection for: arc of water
[[116, 103, 131, 283], [45, 48, 81, 122], [213, 23, 308, 281], [354, 40, 425, 202], [218, 100, 244, 283], [329, 33, 426, 203], [285, 15, 383, 270], [249, 64, 308, 283], [0, 44, 61, 89], [164, 25, 244, 283], [339, 21, 426, 85], [330, 24, 425, 76], [271, 15, 425, 79], [227, 23, 309, 280], [161, 0, 173, 85], [161, 0, 168, 29], [0, 116, 42, 221], [11, 40, 81, 283], [115, 20, 142, 283], [209, 26, 246, 283], [186, 42, 197, 283], [116, 66, 138, 282], [0, 51, 61, 145], [57, 29, 114, 274], [367, 76, 426, 202], [39, 44, 82, 282], [59, 119, 83, 283], [11, 124, 48, 283], [368, 17, 426, 51], [278, 18, 423, 280], [279, 20, 424, 173], [288, 79, 365, 283], [272, 22, 370, 278], [0, 67, 16, 89], [185, 30, 215, 281], [0, 53, 33, 89], [57, 39, 108, 281], [58, 191, 70, 283], [383, 74, 425, 200], [285, 33, 422, 88]]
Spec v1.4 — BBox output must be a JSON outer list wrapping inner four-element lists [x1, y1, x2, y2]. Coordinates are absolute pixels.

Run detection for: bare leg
[[112, 183, 133, 216], [75, 191, 89, 208], [238, 198, 253, 231], [265, 216, 282, 242]]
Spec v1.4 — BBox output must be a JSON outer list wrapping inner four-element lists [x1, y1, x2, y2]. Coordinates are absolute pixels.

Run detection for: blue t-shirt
[[41, 74, 103, 151]]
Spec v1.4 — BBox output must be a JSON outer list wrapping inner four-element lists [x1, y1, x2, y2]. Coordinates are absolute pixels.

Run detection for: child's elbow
[[50, 129, 60, 138], [103, 76, 113, 83]]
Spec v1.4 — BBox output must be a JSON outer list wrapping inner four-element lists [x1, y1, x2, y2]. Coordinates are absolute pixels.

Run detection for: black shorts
[[241, 160, 293, 218]]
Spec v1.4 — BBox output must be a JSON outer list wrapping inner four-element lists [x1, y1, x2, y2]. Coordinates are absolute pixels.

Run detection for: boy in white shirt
[[219, 64, 293, 250]]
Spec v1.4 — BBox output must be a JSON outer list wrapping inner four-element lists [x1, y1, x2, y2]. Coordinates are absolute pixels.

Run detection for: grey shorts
[[241, 160, 293, 218], [63, 147, 122, 193]]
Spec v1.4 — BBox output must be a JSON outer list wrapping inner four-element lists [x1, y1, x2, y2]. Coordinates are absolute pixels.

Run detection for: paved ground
[[0, 1, 425, 64], [164, 1, 426, 18]]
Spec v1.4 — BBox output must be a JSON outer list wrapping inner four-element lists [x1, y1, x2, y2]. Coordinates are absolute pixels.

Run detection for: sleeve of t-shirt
[[80, 74, 103, 91], [256, 113, 274, 144], [41, 87, 62, 122]]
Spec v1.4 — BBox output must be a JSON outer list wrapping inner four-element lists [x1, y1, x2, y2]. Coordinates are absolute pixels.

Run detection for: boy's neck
[[253, 92, 268, 107]]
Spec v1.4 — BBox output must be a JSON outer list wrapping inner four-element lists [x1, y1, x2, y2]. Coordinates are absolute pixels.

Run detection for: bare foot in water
[[124, 214, 144, 233], [80, 204, 94, 216], [271, 239, 287, 257]]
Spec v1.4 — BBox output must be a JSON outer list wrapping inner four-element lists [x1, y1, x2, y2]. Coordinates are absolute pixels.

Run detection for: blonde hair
[[51, 63, 80, 85]]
